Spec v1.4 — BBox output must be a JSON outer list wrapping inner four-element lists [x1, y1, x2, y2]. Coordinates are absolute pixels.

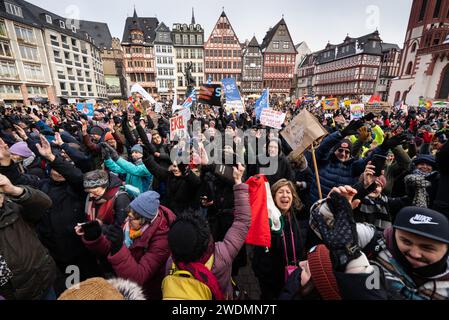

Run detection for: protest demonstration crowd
[[0, 88, 449, 302]]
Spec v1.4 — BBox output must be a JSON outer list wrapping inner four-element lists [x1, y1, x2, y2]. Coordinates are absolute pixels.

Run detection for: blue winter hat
[[130, 191, 160, 220], [131, 144, 143, 154], [413, 154, 436, 169]]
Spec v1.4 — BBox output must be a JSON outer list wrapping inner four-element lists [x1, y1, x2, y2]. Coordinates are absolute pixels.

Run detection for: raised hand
[[13, 124, 28, 141], [0, 138, 11, 166], [36, 135, 55, 162]]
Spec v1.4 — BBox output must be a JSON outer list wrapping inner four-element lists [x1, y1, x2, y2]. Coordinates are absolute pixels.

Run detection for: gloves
[[134, 112, 142, 125], [380, 133, 407, 151], [358, 126, 370, 143], [341, 120, 364, 137], [363, 112, 376, 122], [102, 142, 119, 161], [141, 144, 151, 160], [311, 192, 361, 271], [83, 221, 102, 241], [422, 131, 434, 143], [100, 143, 111, 160], [105, 224, 124, 256]]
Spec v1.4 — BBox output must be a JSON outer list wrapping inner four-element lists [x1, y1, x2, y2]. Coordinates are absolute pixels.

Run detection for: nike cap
[[394, 207, 449, 244]]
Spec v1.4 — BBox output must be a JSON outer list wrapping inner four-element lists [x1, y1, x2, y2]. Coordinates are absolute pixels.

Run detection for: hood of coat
[[106, 278, 146, 300]]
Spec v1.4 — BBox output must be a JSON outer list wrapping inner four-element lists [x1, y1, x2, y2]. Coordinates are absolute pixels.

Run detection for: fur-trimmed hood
[[107, 278, 146, 300]]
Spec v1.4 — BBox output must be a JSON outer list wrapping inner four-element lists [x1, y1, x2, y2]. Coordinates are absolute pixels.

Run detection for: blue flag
[[255, 89, 270, 120], [182, 89, 197, 109], [221, 78, 242, 101], [207, 75, 212, 85]]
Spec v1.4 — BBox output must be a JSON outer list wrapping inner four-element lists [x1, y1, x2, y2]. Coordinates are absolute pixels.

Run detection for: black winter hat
[[89, 126, 104, 136], [168, 211, 211, 263], [394, 207, 449, 244]]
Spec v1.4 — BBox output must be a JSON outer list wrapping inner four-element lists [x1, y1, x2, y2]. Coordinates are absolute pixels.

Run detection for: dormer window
[[5, 2, 23, 17], [60, 21, 65, 29], [46, 15, 52, 24], [72, 25, 77, 33]]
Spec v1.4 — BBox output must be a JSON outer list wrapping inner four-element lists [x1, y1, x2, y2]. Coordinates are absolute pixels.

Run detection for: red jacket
[[83, 205, 176, 300]]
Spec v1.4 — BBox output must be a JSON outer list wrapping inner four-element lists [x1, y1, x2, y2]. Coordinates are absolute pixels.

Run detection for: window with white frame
[[14, 25, 35, 44], [283, 42, 289, 49], [5, 2, 23, 17], [0, 60, 18, 78], [0, 84, 20, 94], [72, 26, 77, 33], [24, 63, 43, 80], [60, 21, 66, 29], [46, 15, 52, 24], [19, 45, 39, 61], [273, 41, 279, 49], [27, 86, 46, 95]]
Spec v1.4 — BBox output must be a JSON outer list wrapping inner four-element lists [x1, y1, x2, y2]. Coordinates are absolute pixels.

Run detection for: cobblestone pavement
[[234, 245, 261, 300]]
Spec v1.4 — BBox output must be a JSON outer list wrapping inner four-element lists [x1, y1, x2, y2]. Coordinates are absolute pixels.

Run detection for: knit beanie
[[129, 191, 160, 220], [131, 144, 143, 155], [338, 139, 353, 153], [104, 132, 114, 141], [413, 154, 436, 169], [9, 142, 33, 158], [89, 126, 104, 136], [83, 170, 109, 189], [168, 212, 210, 263], [307, 245, 342, 300]]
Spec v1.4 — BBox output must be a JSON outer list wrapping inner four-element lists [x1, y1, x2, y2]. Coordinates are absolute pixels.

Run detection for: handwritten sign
[[350, 104, 365, 120], [260, 109, 287, 129]]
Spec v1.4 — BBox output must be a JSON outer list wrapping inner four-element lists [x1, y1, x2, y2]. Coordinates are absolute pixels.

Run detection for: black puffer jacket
[[0, 186, 56, 300], [37, 156, 89, 266]]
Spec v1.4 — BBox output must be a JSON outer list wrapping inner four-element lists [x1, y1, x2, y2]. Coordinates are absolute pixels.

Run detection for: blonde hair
[[271, 179, 303, 215]]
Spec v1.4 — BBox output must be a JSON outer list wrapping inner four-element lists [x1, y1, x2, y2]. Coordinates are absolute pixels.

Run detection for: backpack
[[162, 255, 214, 300]]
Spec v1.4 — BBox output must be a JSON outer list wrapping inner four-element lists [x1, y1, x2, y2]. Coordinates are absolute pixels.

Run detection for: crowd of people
[[0, 96, 448, 300]]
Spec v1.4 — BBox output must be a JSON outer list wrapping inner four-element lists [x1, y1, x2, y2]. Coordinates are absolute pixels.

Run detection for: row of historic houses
[[122, 9, 300, 101]]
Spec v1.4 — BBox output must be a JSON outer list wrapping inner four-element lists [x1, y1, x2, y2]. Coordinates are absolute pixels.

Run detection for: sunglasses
[[337, 148, 351, 155]]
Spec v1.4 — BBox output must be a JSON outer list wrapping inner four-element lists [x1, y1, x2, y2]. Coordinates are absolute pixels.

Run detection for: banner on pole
[[198, 84, 222, 106], [260, 109, 286, 129], [131, 83, 157, 104]]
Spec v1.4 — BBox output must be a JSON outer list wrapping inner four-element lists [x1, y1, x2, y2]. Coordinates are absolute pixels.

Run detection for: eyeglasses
[[337, 148, 351, 155]]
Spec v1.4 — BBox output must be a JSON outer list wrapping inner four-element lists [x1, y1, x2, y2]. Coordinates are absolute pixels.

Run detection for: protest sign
[[322, 98, 339, 111], [198, 84, 222, 106], [350, 104, 365, 120], [225, 100, 245, 114], [365, 102, 391, 116], [68, 98, 77, 104], [260, 109, 287, 129], [77, 103, 94, 117], [281, 109, 328, 157], [170, 113, 188, 141]]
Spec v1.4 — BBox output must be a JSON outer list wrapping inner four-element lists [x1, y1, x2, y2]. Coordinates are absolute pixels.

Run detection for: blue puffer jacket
[[104, 158, 153, 193], [310, 131, 386, 203]]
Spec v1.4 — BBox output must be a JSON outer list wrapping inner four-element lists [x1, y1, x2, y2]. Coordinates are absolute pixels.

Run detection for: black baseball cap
[[394, 207, 449, 244]]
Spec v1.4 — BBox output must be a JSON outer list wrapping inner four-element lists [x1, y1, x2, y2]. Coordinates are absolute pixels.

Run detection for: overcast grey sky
[[28, 0, 413, 51]]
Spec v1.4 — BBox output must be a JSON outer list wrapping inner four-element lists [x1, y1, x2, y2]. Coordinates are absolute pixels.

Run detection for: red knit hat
[[307, 245, 342, 300], [104, 132, 114, 141]]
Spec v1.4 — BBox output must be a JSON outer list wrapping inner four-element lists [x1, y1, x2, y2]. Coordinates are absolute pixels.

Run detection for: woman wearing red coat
[[75, 191, 176, 300]]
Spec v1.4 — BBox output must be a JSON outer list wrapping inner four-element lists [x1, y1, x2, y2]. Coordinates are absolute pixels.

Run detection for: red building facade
[[204, 11, 242, 85], [261, 19, 297, 97]]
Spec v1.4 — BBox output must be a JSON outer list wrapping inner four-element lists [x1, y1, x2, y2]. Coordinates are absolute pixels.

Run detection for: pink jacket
[[165, 183, 251, 300], [83, 205, 176, 300]]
